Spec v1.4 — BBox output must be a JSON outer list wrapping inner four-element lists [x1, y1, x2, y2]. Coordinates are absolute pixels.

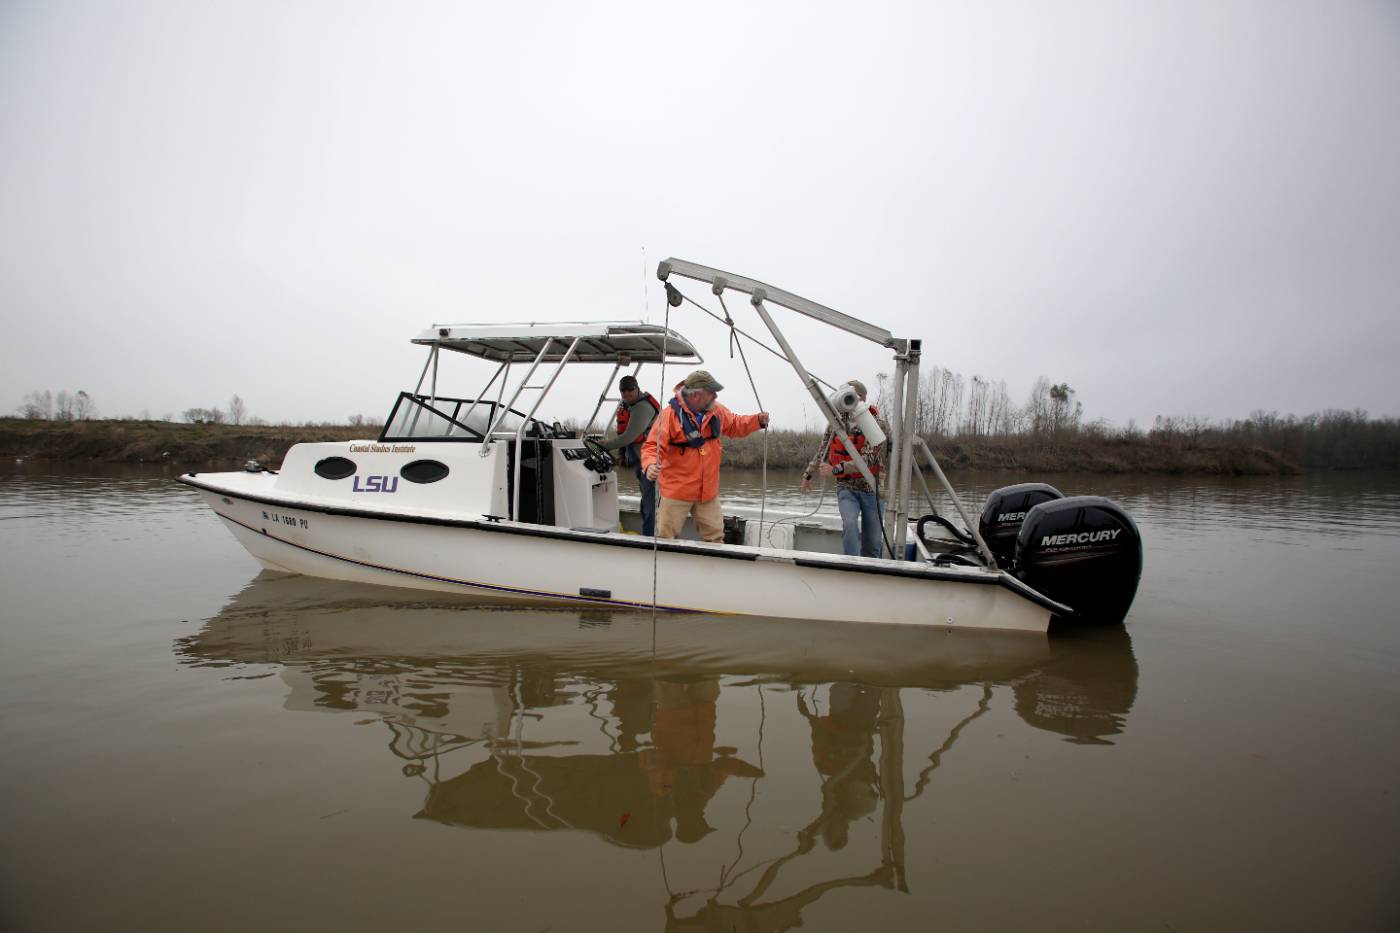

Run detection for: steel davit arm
[[658, 258, 897, 350], [747, 295, 888, 554]]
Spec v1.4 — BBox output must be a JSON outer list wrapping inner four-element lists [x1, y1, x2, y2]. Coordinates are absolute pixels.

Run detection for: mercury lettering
[[1041, 529, 1122, 547]]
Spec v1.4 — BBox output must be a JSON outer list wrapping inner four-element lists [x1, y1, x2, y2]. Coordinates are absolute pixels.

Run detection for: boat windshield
[[379, 392, 546, 442]]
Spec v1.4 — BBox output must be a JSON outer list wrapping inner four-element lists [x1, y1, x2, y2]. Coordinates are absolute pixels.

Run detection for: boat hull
[[189, 486, 1052, 633]]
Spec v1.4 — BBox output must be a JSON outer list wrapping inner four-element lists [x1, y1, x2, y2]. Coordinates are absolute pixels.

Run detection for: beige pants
[[657, 496, 725, 542]]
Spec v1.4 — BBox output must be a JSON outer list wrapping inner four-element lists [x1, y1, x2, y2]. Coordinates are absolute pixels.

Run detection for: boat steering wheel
[[581, 436, 615, 474]]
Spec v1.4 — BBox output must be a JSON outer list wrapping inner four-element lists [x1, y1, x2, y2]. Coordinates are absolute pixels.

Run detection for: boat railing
[[504, 336, 583, 521]]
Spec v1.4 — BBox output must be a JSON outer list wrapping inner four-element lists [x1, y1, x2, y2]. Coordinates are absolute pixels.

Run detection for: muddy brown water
[[1, 463, 1398, 932]]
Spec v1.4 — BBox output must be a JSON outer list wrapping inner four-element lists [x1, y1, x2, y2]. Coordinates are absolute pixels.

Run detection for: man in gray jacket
[[602, 375, 660, 535]]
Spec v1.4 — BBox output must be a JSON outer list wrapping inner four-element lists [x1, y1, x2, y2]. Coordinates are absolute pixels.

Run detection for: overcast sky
[[2, 0, 1397, 429]]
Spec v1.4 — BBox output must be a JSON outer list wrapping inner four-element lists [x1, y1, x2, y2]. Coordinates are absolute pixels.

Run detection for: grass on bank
[[0, 417, 367, 468], [0, 416, 1331, 475]]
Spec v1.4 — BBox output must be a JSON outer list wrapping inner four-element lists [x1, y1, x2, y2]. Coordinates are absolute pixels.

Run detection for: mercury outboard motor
[[1015, 496, 1142, 625], [978, 483, 1064, 567]]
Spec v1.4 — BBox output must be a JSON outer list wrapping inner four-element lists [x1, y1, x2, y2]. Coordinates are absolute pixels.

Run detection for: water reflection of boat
[[178, 573, 1137, 930]]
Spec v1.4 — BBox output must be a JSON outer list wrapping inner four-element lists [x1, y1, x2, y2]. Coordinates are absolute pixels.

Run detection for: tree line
[[1148, 409, 1400, 470], [13, 380, 1400, 470], [17, 389, 99, 421], [874, 370, 1083, 439], [15, 389, 387, 431], [17, 390, 260, 426], [862, 368, 1399, 469], [182, 394, 254, 425]]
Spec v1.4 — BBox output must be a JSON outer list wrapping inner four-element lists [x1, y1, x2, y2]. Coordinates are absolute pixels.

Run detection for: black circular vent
[[400, 459, 449, 484], [313, 456, 357, 480]]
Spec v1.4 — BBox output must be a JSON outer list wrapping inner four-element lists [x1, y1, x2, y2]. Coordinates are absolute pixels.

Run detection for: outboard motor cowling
[[1015, 496, 1142, 625], [978, 483, 1064, 567]]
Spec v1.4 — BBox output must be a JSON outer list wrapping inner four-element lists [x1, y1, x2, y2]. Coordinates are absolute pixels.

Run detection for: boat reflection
[[177, 573, 1138, 931]]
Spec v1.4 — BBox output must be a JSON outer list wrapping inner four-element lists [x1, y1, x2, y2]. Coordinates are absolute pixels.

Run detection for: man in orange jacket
[[641, 369, 769, 542]]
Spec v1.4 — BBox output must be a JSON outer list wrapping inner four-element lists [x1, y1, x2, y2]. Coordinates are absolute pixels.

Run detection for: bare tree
[[963, 375, 991, 437], [228, 394, 247, 425], [17, 390, 52, 419], [915, 368, 939, 434], [1025, 377, 1053, 436], [54, 390, 75, 421], [916, 368, 938, 433], [986, 379, 1014, 435], [934, 368, 964, 436], [1048, 382, 1081, 436], [183, 407, 225, 424], [74, 390, 97, 420]]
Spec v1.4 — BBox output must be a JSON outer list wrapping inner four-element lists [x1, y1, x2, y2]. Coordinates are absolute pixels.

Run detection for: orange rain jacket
[[640, 389, 764, 503]]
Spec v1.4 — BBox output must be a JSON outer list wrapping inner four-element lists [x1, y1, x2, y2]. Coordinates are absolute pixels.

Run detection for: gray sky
[[2, 0, 1398, 429]]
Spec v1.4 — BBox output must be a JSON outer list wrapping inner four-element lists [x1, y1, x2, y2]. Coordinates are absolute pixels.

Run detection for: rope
[[718, 292, 767, 546], [717, 682, 766, 892], [673, 289, 838, 393], [764, 432, 833, 547], [873, 470, 897, 559], [650, 287, 672, 639]]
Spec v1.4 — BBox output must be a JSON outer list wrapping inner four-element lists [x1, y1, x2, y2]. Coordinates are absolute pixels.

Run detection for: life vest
[[828, 403, 880, 475], [668, 396, 722, 449], [615, 392, 660, 437]]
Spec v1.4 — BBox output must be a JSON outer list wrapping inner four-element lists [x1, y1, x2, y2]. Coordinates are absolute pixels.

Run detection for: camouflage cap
[[683, 370, 725, 392], [847, 379, 868, 397]]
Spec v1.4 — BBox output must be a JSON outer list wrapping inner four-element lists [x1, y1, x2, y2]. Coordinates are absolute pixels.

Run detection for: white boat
[[180, 259, 1142, 633]]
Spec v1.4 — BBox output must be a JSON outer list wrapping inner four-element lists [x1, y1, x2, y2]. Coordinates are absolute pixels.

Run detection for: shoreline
[[0, 417, 1321, 475]]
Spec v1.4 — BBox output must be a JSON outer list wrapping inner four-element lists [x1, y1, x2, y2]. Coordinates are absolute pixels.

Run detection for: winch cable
[[872, 469, 898, 560], [671, 288, 839, 394], [649, 284, 673, 646], [717, 291, 768, 546], [763, 433, 833, 547]]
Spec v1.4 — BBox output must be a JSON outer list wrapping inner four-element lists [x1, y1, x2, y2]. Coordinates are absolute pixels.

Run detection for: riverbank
[[0, 418, 1304, 474], [0, 418, 364, 467]]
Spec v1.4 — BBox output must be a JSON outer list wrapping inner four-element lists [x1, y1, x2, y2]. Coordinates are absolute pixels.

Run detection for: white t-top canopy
[[413, 321, 703, 364]]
